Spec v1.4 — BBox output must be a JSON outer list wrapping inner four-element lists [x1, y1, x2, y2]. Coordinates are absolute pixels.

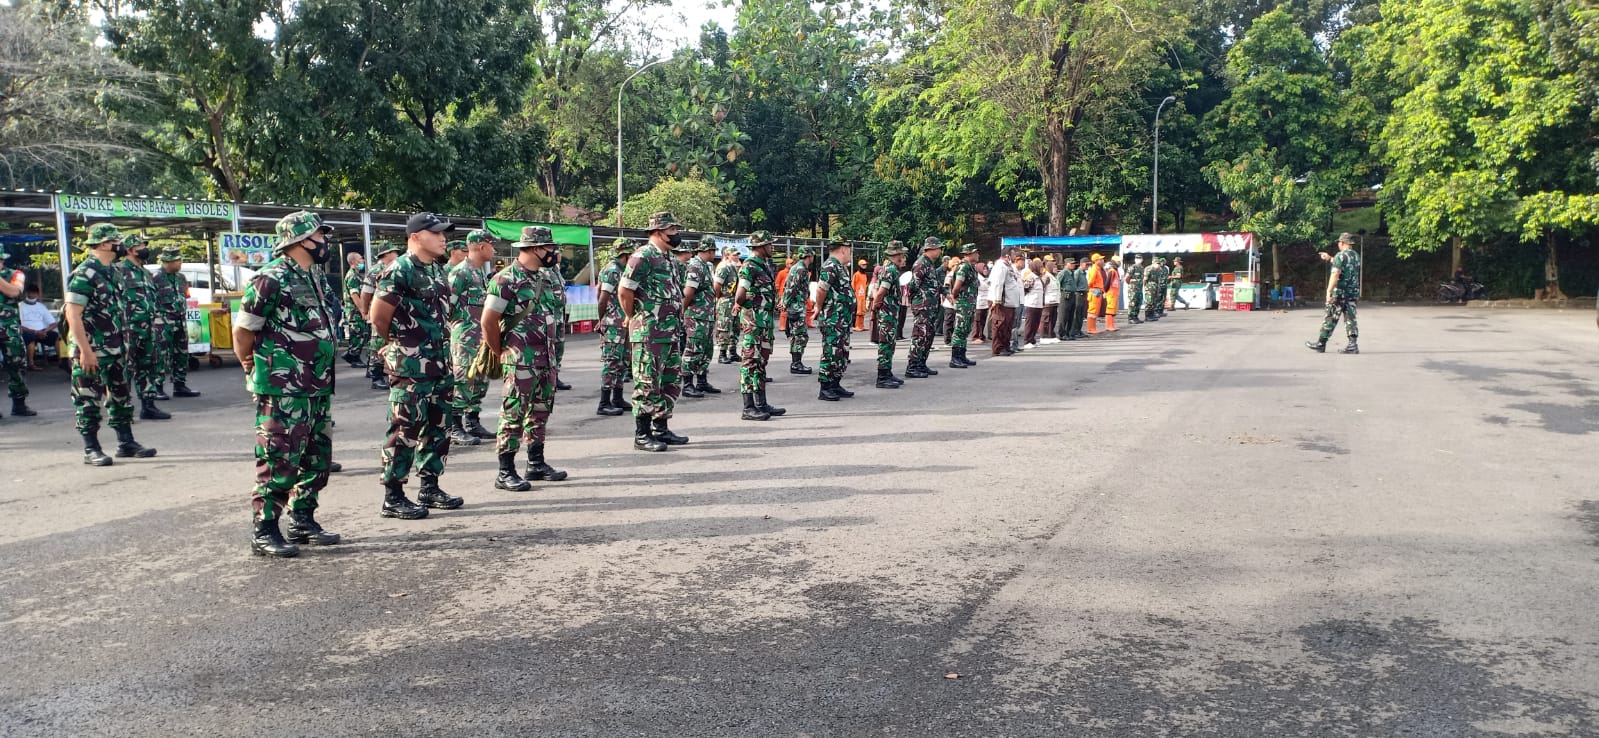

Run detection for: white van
[[145, 262, 257, 304]]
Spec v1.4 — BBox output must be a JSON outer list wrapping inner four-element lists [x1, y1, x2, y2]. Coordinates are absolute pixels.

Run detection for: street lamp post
[[1151, 95, 1176, 233], [617, 58, 669, 227]]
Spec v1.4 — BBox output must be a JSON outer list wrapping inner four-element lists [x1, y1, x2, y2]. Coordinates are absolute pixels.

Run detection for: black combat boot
[[1129, 315, 1143, 324], [379, 481, 428, 519], [496, 451, 532, 491], [417, 476, 464, 510], [447, 414, 480, 446], [741, 392, 771, 421], [651, 417, 688, 446], [720, 349, 737, 365], [903, 362, 928, 379], [286, 508, 341, 545], [635, 415, 667, 452], [831, 381, 854, 399], [153, 384, 171, 401], [464, 412, 494, 439], [611, 386, 632, 412], [789, 354, 813, 375], [139, 398, 171, 420], [113, 426, 156, 458], [251, 518, 300, 558], [596, 387, 624, 416], [11, 397, 36, 417], [696, 373, 721, 394], [369, 366, 389, 390], [682, 379, 704, 398], [756, 385, 786, 416], [342, 350, 367, 368], [173, 382, 201, 398], [1340, 341, 1359, 354], [948, 349, 967, 369], [818, 381, 841, 401], [555, 378, 573, 391], [875, 369, 900, 389], [921, 361, 939, 376], [81, 429, 113, 466], [1305, 340, 1326, 353], [960, 348, 978, 367], [525, 443, 568, 482]]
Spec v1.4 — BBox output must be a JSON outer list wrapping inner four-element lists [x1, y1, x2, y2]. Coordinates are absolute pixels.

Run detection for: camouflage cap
[[750, 230, 775, 247], [611, 237, 635, 253], [883, 243, 908, 256], [960, 243, 979, 255], [465, 229, 494, 245], [671, 239, 693, 253], [158, 248, 183, 262], [723, 247, 740, 257], [122, 233, 148, 248], [85, 222, 122, 246], [275, 210, 333, 251], [1338, 232, 1356, 245], [446, 239, 468, 253], [829, 234, 850, 246], [516, 225, 554, 248], [695, 238, 718, 252], [645, 212, 680, 231], [922, 236, 943, 251], [371, 240, 401, 257]]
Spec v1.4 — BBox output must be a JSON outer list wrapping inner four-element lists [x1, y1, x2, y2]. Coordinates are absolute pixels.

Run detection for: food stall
[[1119, 232, 1258, 311]]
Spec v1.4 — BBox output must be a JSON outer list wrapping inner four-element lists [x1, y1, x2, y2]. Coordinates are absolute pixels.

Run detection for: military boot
[[153, 384, 172, 401], [696, 373, 721, 394], [818, 381, 841, 401], [447, 413, 480, 446], [139, 398, 171, 421], [789, 354, 813, 375], [417, 476, 464, 510], [1305, 340, 1326, 353], [464, 412, 495, 439], [903, 362, 928, 379], [960, 348, 978, 367], [920, 361, 939, 376], [81, 429, 113, 466], [369, 366, 389, 390], [651, 417, 688, 446], [596, 387, 624, 416], [342, 350, 367, 368], [741, 392, 770, 421], [113, 426, 156, 458], [525, 443, 568, 482], [251, 518, 300, 558], [611, 386, 632, 412], [495, 451, 532, 491], [555, 378, 573, 391], [875, 369, 900, 389], [948, 349, 968, 369], [682, 379, 704, 399], [11, 397, 36, 417], [831, 381, 854, 399], [379, 481, 428, 520], [286, 508, 341, 545], [173, 382, 201, 398], [634, 415, 667, 452], [1129, 315, 1144, 324], [756, 385, 786, 416], [1340, 342, 1360, 354]]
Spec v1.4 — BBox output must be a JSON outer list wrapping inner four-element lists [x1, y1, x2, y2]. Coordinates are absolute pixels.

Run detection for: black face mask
[[307, 238, 332, 265], [539, 249, 559, 267], [110, 241, 128, 258], [133, 247, 152, 262], [665, 233, 683, 248]]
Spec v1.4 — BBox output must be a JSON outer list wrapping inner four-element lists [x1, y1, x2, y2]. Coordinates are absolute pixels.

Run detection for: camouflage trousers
[[497, 364, 556, 455], [600, 324, 628, 387], [1318, 296, 1359, 343], [366, 325, 386, 369], [714, 297, 737, 353], [2, 322, 25, 400], [683, 307, 716, 376], [252, 394, 331, 522], [873, 307, 898, 373], [951, 301, 976, 350], [163, 320, 189, 385], [631, 336, 682, 420], [1126, 282, 1144, 317], [449, 326, 488, 414], [127, 324, 163, 399], [344, 311, 370, 356], [71, 353, 133, 432], [819, 315, 850, 383], [1143, 283, 1162, 317], [785, 309, 809, 356], [555, 324, 566, 369], [380, 377, 451, 485], [738, 307, 775, 394], [1167, 285, 1185, 309], [908, 308, 934, 365]]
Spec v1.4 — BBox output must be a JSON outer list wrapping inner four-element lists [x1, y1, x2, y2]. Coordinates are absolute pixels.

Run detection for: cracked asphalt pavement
[[2, 306, 1597, 736]]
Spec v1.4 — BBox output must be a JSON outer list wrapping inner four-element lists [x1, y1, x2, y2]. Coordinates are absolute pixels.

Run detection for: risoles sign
[[59, 195, 237, 221]]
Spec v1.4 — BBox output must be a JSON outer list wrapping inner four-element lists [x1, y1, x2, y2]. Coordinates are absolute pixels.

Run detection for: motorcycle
[[1438, 281, 1487, 303]]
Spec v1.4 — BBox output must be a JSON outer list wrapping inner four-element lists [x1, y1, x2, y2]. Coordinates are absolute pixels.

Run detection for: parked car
[[144, 262, 257, 304]]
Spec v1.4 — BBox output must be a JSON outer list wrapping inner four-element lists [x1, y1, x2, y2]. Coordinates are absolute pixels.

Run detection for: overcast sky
[[637, 0, 741, 50]]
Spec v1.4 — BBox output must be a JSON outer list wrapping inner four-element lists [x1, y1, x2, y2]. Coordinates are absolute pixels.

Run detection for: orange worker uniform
[[852, 261, 869, 330]]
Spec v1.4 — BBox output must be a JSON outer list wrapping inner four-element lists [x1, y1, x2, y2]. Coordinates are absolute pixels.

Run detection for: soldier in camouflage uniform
[[868, 242, 908, 389], [360, 240, 402, 390], [595, 238, 633, 416], [681, 237, 722, 398], [0, 246, 35, 418], [341, 252, 369, 367], [1308, 232, 1362, 354], [619, 212, 688, 452], [947, 244, 980, 369], [905, 238, 944, 378], [447, 230, 497, 445], [371, 212, 464, 520], [545, 251, 573, 392], [1143, 257, 1166, 321], [784, 246, 815, 375], [669, 240, 697, 397], [154, 249, 202, 399], [815, 237, 857, 400], [713, 247, 741, 364], [114, 235, 172, 419], [482, 226, 570, 491], [65, 223, 155, 465], [734, 231, 785, 420], [233, 211, 342, 558], [1124, 254, 1146, 324]]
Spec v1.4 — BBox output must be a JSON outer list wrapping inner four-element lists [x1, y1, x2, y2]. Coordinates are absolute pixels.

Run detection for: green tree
[[611, 173, 729, 231]]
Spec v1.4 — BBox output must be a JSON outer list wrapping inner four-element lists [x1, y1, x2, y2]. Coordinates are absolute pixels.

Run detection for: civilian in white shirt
[[1020, 258, 1046, 348], [987, 249, 1023, 356], [18, 285, 57, 370], [973, 261, 991, 343], [1041, 257, 1061, 344]]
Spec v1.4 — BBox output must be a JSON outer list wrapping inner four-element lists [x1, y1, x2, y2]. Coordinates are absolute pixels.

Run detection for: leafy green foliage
[[612, 173, 729, 232]]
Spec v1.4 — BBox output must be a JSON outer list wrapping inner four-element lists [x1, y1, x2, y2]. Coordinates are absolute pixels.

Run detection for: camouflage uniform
[[447, 239, 490, 419], [1167, 262, 1185, 308], [1314, 241, 1362, 350], [362, 242, 401, 388], [375, 252, 454, 486], [342, 265, 370, 359], [0, 255, 28, 410], [783, 255, 811, 363], [817, 252, 854, 386], [621, 233, 684, 420], [1144, 260, 1165, 319], [950, 252, 979, 351], [115, 245, 165, 403], [1124, 259, 1145, 320], [487, 259, 563, 456], [713, 256, 739, 361], [65, 225, 135, 442], [907, 241, 942, 372], [152, 255, 192, 390], [597, 246, 630, 388], [736, 251, 778, 394], [683, 248, 717, 378], [871, 251, 904, 377], [546, 264, 569, 376]]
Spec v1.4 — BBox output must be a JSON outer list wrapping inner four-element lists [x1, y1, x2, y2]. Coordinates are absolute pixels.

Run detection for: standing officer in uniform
[[783, 245, 815, 375], [1307, 232, 1362, 354], [669, 240, 698, 397], [815, 236, 856, 400], [233, 211, 342, 558], [115, 234, 172, 419], [1144, 257, 1166, 322], [905, 238, 943, 378], [734, 231, 785, 420], [948, 245, 980, 368], [1167, 257, 1186, 310], [595, 238, 633, 416], [713, 247, 741, 364], [1124, 254, 1146, 324], [371, 213, 464, 520], [544, 249, 573, 392], [619, 212, 688, 452], [0, 246, 35, 418], [681, 237, 721, 398], [868, 242, 907, 389], [447, 229, 497, 445], [154, 249, 201, 399], [341, 252, 369, 367], [66, 224, 155, 465], [360, 240, 401, 390], [481, 226, 569, 492]]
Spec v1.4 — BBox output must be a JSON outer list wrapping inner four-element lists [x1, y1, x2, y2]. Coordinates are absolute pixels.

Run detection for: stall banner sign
[[220, 232, 277, 267], [185, 300, 211, 354], [482, 219, 593, 247], [59, 194, 237, 221], [714, 237, 752, 258], [1122, 232, 1254, 254]]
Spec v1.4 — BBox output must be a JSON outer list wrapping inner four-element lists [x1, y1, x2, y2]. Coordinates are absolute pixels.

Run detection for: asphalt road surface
[[3, 305, 1597, 737]]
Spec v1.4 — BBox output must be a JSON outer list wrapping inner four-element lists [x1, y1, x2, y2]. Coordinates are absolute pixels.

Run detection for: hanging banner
[[219, 232, 277, 267], [58, 194, 237, 221], [482, 219, 593, 247], [711, 237, 751, 258], [1120, 232, 1254, 254], [185, 301, 211, 354]]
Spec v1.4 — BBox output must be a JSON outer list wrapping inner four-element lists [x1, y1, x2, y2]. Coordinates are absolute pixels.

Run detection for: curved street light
[[1152, 95, 1177, 234], [617, 58, 671, 227]]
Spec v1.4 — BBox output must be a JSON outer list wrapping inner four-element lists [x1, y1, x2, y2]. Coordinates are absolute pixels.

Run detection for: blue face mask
[[25, 297, 39, 304]]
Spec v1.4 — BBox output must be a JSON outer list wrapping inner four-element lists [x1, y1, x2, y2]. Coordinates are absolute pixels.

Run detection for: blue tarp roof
[[999, 235, 1122, 247]]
